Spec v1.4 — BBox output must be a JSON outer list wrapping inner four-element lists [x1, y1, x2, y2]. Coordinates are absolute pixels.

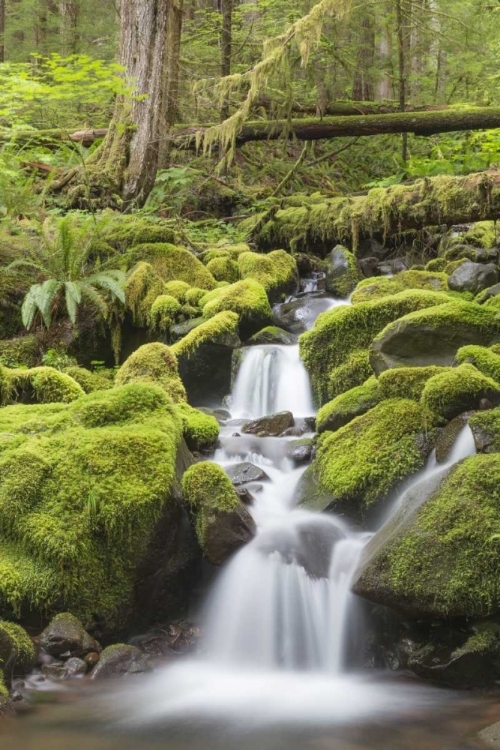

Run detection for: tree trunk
[[220, 0, 233, 120], [251, 170, 500, 254], [352, 13, 375, 101], [0, 0, 5, 62]]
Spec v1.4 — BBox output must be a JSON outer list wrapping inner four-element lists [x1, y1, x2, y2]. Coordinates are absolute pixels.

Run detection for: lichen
[[127, 243, 217, 290], [421, 363, 500, 422], [115, 343, 187, 403], [177, 403, 219, 451], [171, 311, 239, 360], [351, 270, 449, 304], [149, 295, 182, 333], [238, 250, 298, 300], [455, 345, 500, 384]]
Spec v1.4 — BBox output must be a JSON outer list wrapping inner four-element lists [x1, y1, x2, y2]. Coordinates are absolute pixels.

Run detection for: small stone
[[90, 645, 152, 680], [225, 462, 269, 486], [287, 438, 314, 463], [480, 398, 494, 411], [84, 652, 100, 669], [65, 657, 87, 677], [242, 411, 294, 437]]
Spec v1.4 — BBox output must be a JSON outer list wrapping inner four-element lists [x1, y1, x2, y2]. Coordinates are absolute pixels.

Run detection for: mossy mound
[[0, 336, 41, 369], [177, 403, 219, 452], [463, 221, 497, 249], [184, 287, 206, 307], [421, 363, 500, 422], [0, 366, 84, 406], [370, 300, 500, 374], [164, 280, 191, 303], [378, 366, 449, 402], [299, 289, 451, 403], [64, 367, 113, 394], [128, 243, 217, 290], [115, 343, 186, 403], [353, 454, 500, 618], [328, 349, 373, 400], [301, 399, 434, 517], [351, 271, 449, 304], [455, 345, 500, 384], [0, 383, 188, 627], [247, 326, 295, 346], [125, 262, 166, 327], [102, 217, 175, 252], [171, 312, 240, 361], [324, 246, 360, 298], [316, 377, 381, 434], [200, 279, 273, 337], [469, 408, 500, 454], [206, 256, 239, 284], [425, 258, 448, 273], [238, 250, 298, 300], [0, 621, 35, 675], [149, 295, 182, 333]]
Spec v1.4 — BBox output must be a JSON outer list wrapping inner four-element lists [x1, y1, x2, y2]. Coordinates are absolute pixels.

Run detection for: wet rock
[[41, 657, 87, 680], [130, 622, 201, 660], [435, 412, 473, 463], [65, 657, 87, 677], [90, 645, 152, 680], [39, 614, 101, 659], [247, 327, 295, 346], [84, 652, 100, 669], [170, 317, 204, 342], [448, 261, 499, 294], [359, 256, 380, 278], [225, 462, 269, 486], [202, 503, 256, 566], [477, 282, 500, 303], [286, 438, 314, 463], [378, 259, 408, 275], [324, 245, 359, 297], [235, 486, 255, 505], [280, 425, 306, 437], [273, 296, 336, 333], [242, 411, 294, 437], [293, 253, 323, 276]]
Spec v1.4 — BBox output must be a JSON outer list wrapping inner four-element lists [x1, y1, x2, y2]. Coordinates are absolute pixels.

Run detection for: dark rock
[[448, 261, 499, 294], [273, 296, 336, 333], [247, 327, 295, 346], [243, 411, 294, 437], [41, 662, 69, 680], [177, 339, 240, 404], [359, 257, 381, 278], [225, 462, 269, 486], [293, 464, 335, 513], [65, 657, 87, 677], [357, 237, 389, 261], [202, 503, 256, 566], [477, 282, 500, 303], [378, 259, 408, 275], [435, 413, 473, 463], [280, 425, 306, 437], [84, 652, 100, 669], [294, 253, 323, 275], [170, 318, 204, 342], [286, 438, 314, 463], [324, 245, 358, 297], [39, 614, 101, 659], [235, 486, 255, 505], [480, 398, 494, 410], [90, 645, 152, 680]]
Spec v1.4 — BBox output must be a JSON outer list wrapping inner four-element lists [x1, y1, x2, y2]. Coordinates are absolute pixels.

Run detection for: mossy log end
[[250, 170, 500, 254]]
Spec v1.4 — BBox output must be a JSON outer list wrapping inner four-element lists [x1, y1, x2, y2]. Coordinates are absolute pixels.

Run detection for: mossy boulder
[[455, 344, 500, 383], [115, 343, 187, 403], [247, 326, 295, 346], [377, 365, 449, 401], [39, 613, 100, 658], [238, 250, 298, 301], [328, 349, 373, 400], [164, 280, 191, 303], [0, 384, 199, 629], [149, 294, 182, 333], [298, 399, 435, 519], [448, 261, 499, 294], [463, 221, 497, 249], [129, 243, 217, 290], [200, 279, 273, 338], [0, 620, 35, 675], [177, 403, 219, 452], [316, 377, 381, 434], [206, 255, 239, 284], [102, 217, 175, 252], [420, 364, 500, 422], [351, 270, 449, 304], [64, 367, 113, 394], [324, 245, 360, 298], [370, 301, 500, 375], [0, 335, 41, 368], [125, 261, 166, 327], [353, 454, 500, 619], [470, 408, 500, 454], [0, 366, 84, 406], [182, 462, 256, 565], [299, 290, 451, 403]]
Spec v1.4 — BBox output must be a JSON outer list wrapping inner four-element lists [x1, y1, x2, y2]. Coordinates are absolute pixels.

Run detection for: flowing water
[[3, 284, 499, 749]]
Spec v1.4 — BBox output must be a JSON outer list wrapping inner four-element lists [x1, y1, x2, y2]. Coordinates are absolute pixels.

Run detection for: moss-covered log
[[252, 170, 500, 253]]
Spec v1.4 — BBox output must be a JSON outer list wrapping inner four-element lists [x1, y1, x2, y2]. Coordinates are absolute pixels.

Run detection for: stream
[[2, 283, 500, 749]]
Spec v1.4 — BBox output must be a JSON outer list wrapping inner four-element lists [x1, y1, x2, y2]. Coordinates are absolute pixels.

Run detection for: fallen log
[[251, 96, 451, 117], [248, 170, 500, 254]]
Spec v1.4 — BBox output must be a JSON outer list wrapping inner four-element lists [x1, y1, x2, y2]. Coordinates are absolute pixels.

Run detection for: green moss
[[149, 295, 182, 332], [247, 326, 294, 346], [182, 461, 240, 548], [64, 366, 113, 394], [0, 621, 35, 672], [206, 256, 239, 284], [171, 311, 239, 360], [238, 250, 298, 299], [325, 247, 360, 297], [299, 289, 451, 403], [0, 673, 7, 698], [378, 366, 449, 401], [444, 258, 469, 274], [329, 349, 373, 400], [184, 287, 206, 307], [200, 279, 273, 334], [316, 377, 381, 434], [0, 383, 184, 627], [0, 336, 40, 369], [310, 399, 433, 513], [420, 363, 500, 421], [164, 280, 191, 303], [463, 221, 497, 249], [425, 258, 448, 272], [364, 454, 500, 618], [177, 403, 219, 452], [102, 217, 175, 252], [0, 366, 84, 406], [180, 304, 199, 319], [469, 407, 500, 453], [351, 270, 448, 304], [115, 343, 186, 403], [125, 262, 166, 327], [455, 345, 500, 384], [128, 243, 217, 290]]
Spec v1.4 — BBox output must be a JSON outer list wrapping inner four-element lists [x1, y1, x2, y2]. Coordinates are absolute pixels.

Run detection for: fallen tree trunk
[[251, 97, 451, 117], [249, 170, 500, 254]]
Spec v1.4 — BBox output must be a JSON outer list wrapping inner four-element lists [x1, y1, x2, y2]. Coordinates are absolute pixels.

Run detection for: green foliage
[[115, 343, 187, 404]]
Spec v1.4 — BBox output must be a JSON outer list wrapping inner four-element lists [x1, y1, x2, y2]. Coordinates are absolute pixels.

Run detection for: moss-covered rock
[[0, 620, 35, 675], [247, 326, 295, 346], [299, 289, 451, 403], [182, 462, 255, 565], [63, 366, 112, 394], [164, 280, 191, 303], [420, 363, 500, 422], [353, 454, 500, 618], [171, 312, 240, 360], [351, 270, 449, 304], [463, 221, 497, 249], [0, 366, 84, 406], [470, 407, 500, 454], [115, 343, 186, 403], [129, 243, 217, 290], [238, 250, 298, 301], [149, 294, 182, 332], [177, 403, 219, 452], [324, 245, 360, 298], [39, 612, 100, 657], [200, 279, 273, 337], [102, 217, 176, 252], [206, 255, 239, 284], [316, 377, 381, 434], [455, 345, 500, 384], [425, 258, 448, 273], [370, 301, 500, 374], [184, 287, 206, 307], [0, 335, 41, 369], [328, 349, 373, 400], [125, 262, 166, 327], [299, 399, 435, 518], [378, 366, 449, 401], [90, 643, 151, 679]]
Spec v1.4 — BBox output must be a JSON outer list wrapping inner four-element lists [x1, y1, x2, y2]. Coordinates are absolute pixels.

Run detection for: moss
[[0, 336, 40, 369], [206, 256, 239, 284], [325, 247, 360, 298], [425, 258, 448, 272], [0, 366, 84, 406], [184, 287, 206, 307], [444, 258, 469, 274], [247, 326, 294, 346], [0, 621, 35, 673], [0, 383, 184, 627], [177, 403, 219, 452], [200, 279, 273, 335], [64, 366, 113, 394], [171, 311, 239, 360], [463, 221, 497, 249], [182, 461, 239, 548], [125, 262, 166, 327], [316, 377, 381, 434], [149, 295, 182, 332], [115, 343, 186, 403], [128, 243, 216, 290], [0, 673, 7, 698], [455, 345, 500, 384], [329, 349, 373, 400], [102, 217, 175, 252], [310, 399, 433, 514], [238, 250, 298, 299], [421, 363, 500, 422], [164, 280, 191, 303], [351, 270, 449, 304], [180, 304, 199, 320], [204, 243, 251, 261], [201, 249, 232, 265], [299, 289, 451, 403], [469, 407, 500, 452], [362, 454, 500, 618], [378, 366, 449, 401]]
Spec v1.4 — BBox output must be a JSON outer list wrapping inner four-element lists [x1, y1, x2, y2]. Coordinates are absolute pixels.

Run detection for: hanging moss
[[177, 403, 219, 452], [125, 262, 166, 327], [238, 250, 299, 300], [127, 243, 217, 290], [299, 289, 451, 403], [164, 280, 191, 303], [115, 343, 187, 403], [206, 256, 240, 284], [328, 349, 373, 400], [0, 366, 84, 406], [64, 367, 113, 394], [316, 377, 381, 434], [455, 345, 500, 384], [421, 363, 500, 422], [171, 311, 240, 360], [200, 279, 273, 335], [149, 295, 182, 333], [351, 270, 449, 304]]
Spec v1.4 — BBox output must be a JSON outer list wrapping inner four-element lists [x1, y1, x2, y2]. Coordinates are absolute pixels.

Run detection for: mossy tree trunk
[[0, 0, 5, 62]]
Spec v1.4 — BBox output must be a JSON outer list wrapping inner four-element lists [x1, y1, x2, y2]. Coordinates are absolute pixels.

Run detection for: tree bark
[[252, 170, 500, 254], [220, 0, 233, 120], [0, 0, 5, 62], [352, 13, 375, 101], [60, 0, 79, 54]]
